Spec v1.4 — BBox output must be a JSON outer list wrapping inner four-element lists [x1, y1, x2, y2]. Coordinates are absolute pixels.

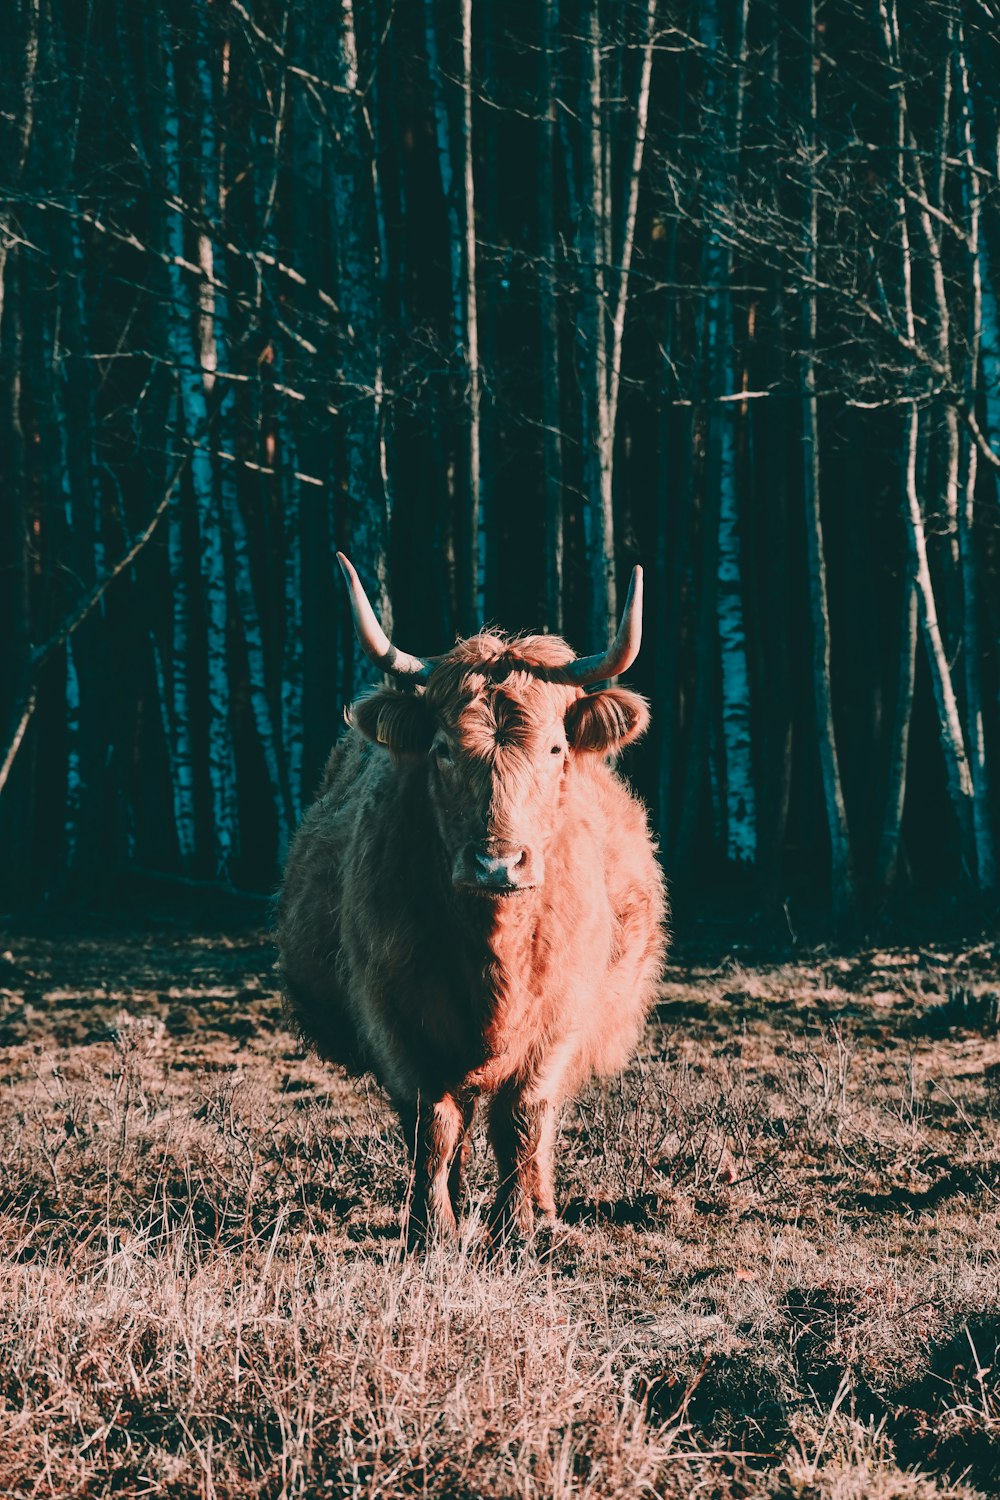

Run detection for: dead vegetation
[[0, 920, 998, 1498]]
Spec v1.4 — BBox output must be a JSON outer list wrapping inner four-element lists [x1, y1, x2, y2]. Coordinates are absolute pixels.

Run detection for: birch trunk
[[956, 25, 997, 890], [655, 401, 693, 861], [424, 0, 481, 630], [0, 259, 31, 812], [654, 42, 692, 859], [229, 490, 293, 852], [874, 418, 920, 896], [575, 0, 655, 649], [0, 1, 36, 813], [979, 236, 1000, 483], [287, 7, 338, 791], [164, 38, 236, 876], [879, 0, 975, 876], [23, 246, 89, 877], [904, 423, 976, 845], [461, 0, 483, 623], [280, 401, 305, 825], [539, 0, 564, 633], [166, 498, 196, 865], [754, 14, 793, 906], [62, 267, 102, 875], [154, 16, 196, 866], [701, 0, 756, 866], [606, 0, 657, 450], [202, 3, 292, 858], [39, 0, 106, 875], [802, 0, 855, 924], [905, 59, 962, 657], [55, 362, 85, 871], [334, 0, 392, 687], [958, 438, 995, 888], [576, 0, 615, 647], [479, 0, 497, 617], [40, 277, 87, 873], [675, 425, 722, 872]]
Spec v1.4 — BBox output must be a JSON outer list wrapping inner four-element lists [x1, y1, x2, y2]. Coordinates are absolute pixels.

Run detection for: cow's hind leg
[[488, 1088, 558, 1244], [400, 1093, 470, 1249]]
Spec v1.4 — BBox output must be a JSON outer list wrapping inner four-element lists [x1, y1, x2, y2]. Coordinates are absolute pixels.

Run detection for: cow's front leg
[[447, 1090, 477, 1222], [488, 1087, 559, 1243], [400, 1093, 469, 1248]]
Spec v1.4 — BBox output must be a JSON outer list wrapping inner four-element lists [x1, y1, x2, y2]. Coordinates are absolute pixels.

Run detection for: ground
[[0, 905, 998, 1499]]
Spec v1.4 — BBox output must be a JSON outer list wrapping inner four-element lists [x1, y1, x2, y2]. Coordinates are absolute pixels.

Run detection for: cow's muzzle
[[453, 841, 541, 896]]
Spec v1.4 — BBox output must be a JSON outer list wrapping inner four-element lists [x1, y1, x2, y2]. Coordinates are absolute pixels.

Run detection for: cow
[[276, 555, 668, 1246]]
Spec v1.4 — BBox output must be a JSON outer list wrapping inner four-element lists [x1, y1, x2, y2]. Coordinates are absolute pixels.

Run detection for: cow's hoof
[[530, 1213, 560, 1263], [403, 1211, 460, 1256], [485, 1201, 558, 1262]]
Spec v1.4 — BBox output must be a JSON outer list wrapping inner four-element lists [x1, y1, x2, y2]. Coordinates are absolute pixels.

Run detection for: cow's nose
[[474, 848, 527, 886], [476, 852, 524, 882]]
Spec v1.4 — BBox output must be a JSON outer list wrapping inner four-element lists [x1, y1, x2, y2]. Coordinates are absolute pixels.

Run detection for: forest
[[1, 0, 999, 926]]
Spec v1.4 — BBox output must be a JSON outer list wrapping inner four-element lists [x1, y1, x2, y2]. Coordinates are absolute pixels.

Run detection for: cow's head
[[339, 556, 648, 898]]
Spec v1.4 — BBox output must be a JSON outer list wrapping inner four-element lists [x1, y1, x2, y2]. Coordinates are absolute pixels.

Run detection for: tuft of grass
[[918, 988, 1000, 1039]]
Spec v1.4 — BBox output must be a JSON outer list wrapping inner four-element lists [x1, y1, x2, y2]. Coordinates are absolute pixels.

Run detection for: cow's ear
[[350, 688, 435, 755], [565, 687, 650, 754]]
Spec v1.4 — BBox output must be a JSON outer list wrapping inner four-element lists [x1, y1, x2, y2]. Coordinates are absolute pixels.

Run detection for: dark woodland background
[[1, 0, 999, 928]]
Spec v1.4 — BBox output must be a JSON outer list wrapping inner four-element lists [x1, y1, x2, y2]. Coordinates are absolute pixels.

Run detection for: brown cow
[[276, 556, 668, 1245]]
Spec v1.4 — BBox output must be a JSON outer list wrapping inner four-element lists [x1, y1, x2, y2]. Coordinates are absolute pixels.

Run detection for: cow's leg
[[446, 1091, 477, 1223], [400, 1093, 468, 1248], [488, 1088, 558, 1243], [531, 1099, 559, 1219]]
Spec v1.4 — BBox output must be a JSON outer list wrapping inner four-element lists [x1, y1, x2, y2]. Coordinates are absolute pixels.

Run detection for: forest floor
[[0, 907, 998, 1499]]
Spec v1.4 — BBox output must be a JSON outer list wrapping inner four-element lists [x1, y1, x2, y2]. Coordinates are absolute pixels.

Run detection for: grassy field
[[0, 911, 998, 1498]]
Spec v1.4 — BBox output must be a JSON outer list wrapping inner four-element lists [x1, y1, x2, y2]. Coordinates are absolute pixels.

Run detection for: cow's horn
[[567, 566, 643, 685], [336, 552, 433, 682]]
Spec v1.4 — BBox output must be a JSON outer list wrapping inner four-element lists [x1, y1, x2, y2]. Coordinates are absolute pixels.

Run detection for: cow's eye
[[435, 741, 453, 764], [551, 743, 563, 756]]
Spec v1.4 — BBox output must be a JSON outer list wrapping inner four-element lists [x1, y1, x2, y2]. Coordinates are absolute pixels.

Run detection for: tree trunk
[[701, 0, 756, 867], [165, 34, 237, 877], [904, 417, 976, 864], [802, 0, 855, 926], [337, 1, 391, 694], [462, 0, 483, 624], [576, 0, 615, 648], [287, 6, 337, 794], [957, 439, 995, 888], [539, 0, 564, 633], [755, 15, 793, 907], [166, 495, 197, 866], [0, 0, 37, 838], [878, 0, 975, 878], [424, 0, 481, 632], [978, 236, 1000, 486], [955, 25, 997, 891], [874, 418, 919, 899]]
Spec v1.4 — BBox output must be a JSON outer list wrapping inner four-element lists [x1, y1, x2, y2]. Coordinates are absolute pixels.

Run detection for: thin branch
[[0, 693, 37, 799]]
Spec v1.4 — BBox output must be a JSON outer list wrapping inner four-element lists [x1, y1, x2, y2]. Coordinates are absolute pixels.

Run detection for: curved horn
[[567, 566, 644, 685], [336, 552, 432, 682]]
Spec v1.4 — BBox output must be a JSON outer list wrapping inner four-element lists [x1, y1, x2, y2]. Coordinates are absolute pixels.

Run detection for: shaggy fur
[[276, 631, 668, 1243]]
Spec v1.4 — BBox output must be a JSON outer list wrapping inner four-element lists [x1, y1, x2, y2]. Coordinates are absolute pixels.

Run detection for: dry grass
[[0, 920, 998, 1498]]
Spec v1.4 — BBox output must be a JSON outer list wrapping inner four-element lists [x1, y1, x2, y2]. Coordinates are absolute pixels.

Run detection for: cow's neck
[[454, 887, 550, 1005]]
